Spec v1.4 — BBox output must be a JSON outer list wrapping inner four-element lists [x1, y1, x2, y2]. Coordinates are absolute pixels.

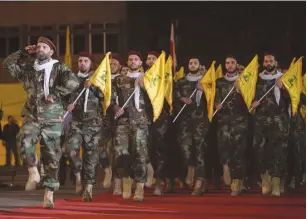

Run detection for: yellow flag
[[281, 56, 303, 116], [174, 66, 184, 82], [139, 66, 144, 72], [237, 55, 259, 109], [89, 52, 112, 115], [216, 64, 223, 79], [302, 74, 306, 95], [165, 55, 173, 113], [300, 104, 306, 121], [64, 26, 72, 69], [290, 57, 296, 69], [144, 51, 166, 121], [200, 61, 216, 122]]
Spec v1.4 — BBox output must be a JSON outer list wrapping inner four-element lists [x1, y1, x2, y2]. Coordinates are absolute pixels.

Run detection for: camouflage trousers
[[63, 117, 101, 185], [217, 116, 248, 179], [288, 119, 306, 183], [150, 113, 169, 180], [18, 120, 62, 190], [253, 115, 290, 178], [98, 115, 112, 169], [178, 114, 209, 181], [113, 119, 149, 183]]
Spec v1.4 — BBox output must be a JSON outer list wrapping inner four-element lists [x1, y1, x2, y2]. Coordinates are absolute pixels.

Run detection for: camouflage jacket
[[68, 74, 103, 122], [215, 77, 248, 119], [3, 49, 79, 122], [111, 73, 151, 125], [254, 76, 290, 118], [174, 76, 207, 121]]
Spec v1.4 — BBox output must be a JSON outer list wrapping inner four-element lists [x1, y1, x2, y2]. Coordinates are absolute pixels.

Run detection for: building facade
[[0, 1, 127, 83]]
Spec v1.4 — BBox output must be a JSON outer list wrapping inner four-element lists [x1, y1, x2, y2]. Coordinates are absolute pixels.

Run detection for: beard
[[36, 51, 51, 62], [189, 67, 199, 74], [265, 65, 276, 72], [227, 68, 237, 74]]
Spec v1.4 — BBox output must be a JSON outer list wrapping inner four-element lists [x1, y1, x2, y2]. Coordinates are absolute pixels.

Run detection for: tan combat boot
[[261, 171, 272, 195], [75, 172, 82, 194], [230, 179, 242, 196], [145, 163, 154, 188], [103, 167, 112, 188], [191, 179, 203, 196], [113, 178, 122, 196], [153, 179, 163, 196], [122, 177, 132, 199], [82, 184, 93, 202], [133, 182, 145, 202], [271, 177, 281, 197], [43, 189, 54, 209], [223, 164, 231, 186], [25, 166, 40, 191], [185, 166, 195, 186]]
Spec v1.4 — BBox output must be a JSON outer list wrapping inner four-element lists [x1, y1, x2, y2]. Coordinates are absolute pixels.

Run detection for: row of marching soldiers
[[3, 36, 305, 208]]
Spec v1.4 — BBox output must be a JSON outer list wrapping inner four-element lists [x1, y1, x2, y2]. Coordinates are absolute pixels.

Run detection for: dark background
[[126, 1, 306, 70]]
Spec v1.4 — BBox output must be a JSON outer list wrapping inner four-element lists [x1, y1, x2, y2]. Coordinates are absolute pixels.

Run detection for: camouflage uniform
[[215, 77, 249, 179], [151, 102, 170, 180], [63, 74, 104, 185], [174, 77, 209, 181], [3, 49, 79, 190], [111, 74, 150, 183], [287, 94, 305, 185], [253, 77, 290, 178]]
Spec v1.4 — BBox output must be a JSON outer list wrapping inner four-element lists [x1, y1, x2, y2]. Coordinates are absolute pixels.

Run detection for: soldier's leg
[[132, 124, 149, 201], [178, 120, 194, 186], [252, 119, 268, 194], [229, 118, 248, 196], [18, 121, 40, 191], [216, 121, 232, 186], [268, 118, 289, 196], [113, 122, 132, 199], [64, 121, 83, 194], [81, 119, 101, 202], [293, 129, 305, 187], [191, 120, 210, 196], [40, 122, 62, 209]]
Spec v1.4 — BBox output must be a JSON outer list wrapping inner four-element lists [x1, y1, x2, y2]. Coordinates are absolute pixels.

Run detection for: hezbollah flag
[[290, 57, 296, 69], [174, 66, 184, 82], [281, 56, 303, 116], [216, 64, 223, 79], [165, 55, 173, 113], [200, 61, 216, 122], [89, 52, 112, 115], [139, 65, 145, 73], [300, 105, 306, 121], [237, 55, 259, 110], [64, 25, 72, 69], [144, 51, 166, 121]]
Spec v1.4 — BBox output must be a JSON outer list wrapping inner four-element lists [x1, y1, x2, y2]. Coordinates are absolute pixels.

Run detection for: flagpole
[[172, 88, 197, 123], [249, 84, 275, 113], [212, 86, 235, 117], [114, 89, 137, 119], [64, 87, 86, 119]]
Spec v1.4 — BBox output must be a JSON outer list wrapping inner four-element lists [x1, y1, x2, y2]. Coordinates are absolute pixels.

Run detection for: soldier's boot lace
[[185, 166, 195, 186], [122, 177, 132, 199], [25, 166, 40, 191], [133, 182, 144, 202], [75, 172, 82, 195], [43, 188, 54, 209], [103, 167, 112, 188], [261, 171, 272, 195], [113, 178, 122, 196], [145, 163, 154, 188], [271, 177, 281, 197], [82, 184, 93, 202], [153, 179, 163, 196], [223, 164, 231, 186]]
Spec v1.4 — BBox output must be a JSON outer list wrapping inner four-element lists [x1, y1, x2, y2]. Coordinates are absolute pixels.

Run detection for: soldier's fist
[[84, 79, 92, 88], [67, 104, 75, 112], [215, 103, 223, 111], [114, 105, 124, 118], [275, 78, 283, 89], [180, 97, 192, 105], [45, 96, 54, 103], [251, 100, 260, 108], [25, 45, 36, 54]]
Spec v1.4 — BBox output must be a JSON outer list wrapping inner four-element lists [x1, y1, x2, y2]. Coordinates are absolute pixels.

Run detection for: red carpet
[[0, 187, 305, 219]]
